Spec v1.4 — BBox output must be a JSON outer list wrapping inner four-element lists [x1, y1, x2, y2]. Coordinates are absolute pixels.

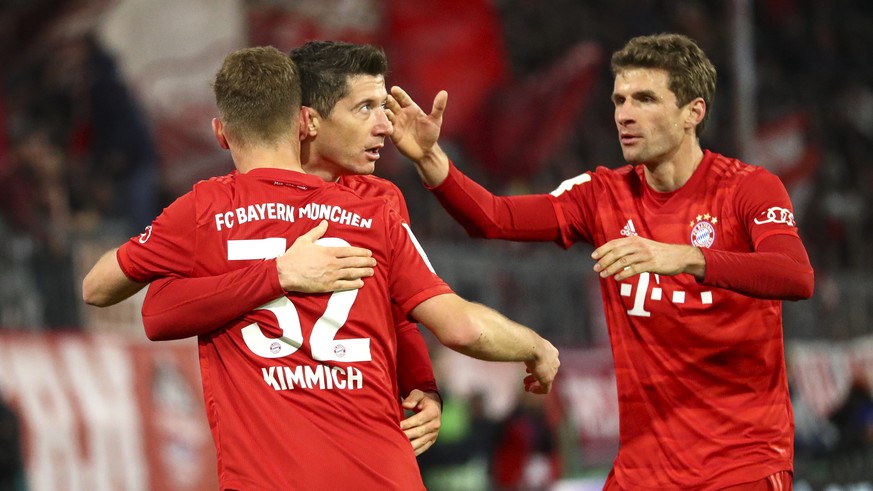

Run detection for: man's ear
[[299, 107, 319, 141], [212, 118, 230, 149], [685, 98, 706, 129]]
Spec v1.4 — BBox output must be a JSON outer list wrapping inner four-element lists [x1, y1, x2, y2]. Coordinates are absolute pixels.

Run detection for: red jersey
[[550, 151, 795, 489], [118, 168, 452, 490], [340, 174, 411, 222], [340, 175, 440, 398]]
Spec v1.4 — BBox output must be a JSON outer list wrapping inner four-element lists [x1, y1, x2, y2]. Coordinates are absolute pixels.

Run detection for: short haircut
[[212, 46, 301, 145], [289, 41, 388, 118], [611, 33, 717, 135]]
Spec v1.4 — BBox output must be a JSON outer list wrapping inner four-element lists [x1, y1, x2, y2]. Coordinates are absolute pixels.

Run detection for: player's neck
[[233, 144, 305, 174], [300, 151, 343, 183], [643, 142, 704, 193]]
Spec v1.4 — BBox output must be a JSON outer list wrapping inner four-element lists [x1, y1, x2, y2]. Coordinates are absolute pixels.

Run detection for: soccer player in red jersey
[[136, 41, 450, 455], [388, 34, 813, 490], [83, 42, 444, 455], [84, 46, 560, 490]]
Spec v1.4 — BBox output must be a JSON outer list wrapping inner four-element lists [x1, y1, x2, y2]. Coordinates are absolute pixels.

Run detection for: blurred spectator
[[830, 375, 873, 455], [0, 128, 77, 328], [491, 390, 559, 491], [14, 31, 159, 234], [826, 374, 873, 480], [418, 391, 497, 491], [1, 3, 158, 330]]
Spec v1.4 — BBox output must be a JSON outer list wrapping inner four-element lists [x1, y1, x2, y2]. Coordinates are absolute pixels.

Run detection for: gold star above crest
[[690, 213, 719, 227]]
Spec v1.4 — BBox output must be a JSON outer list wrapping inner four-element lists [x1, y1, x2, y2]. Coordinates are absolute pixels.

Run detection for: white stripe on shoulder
[[401, 223, 436, 273], [550, 173, 592, 197]]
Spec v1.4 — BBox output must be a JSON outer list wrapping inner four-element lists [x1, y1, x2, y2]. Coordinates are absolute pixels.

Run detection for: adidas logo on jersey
[[620, 219, 637, 237]]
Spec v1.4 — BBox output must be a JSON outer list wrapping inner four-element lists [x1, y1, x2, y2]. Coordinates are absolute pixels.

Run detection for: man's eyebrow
[[632, 89, 659, 99], [351, 95, 379, 106]]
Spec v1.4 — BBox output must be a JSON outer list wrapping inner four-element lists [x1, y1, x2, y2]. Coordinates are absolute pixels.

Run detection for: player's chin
[[357, 161, 376, 176], [621, 148, 643, 165]]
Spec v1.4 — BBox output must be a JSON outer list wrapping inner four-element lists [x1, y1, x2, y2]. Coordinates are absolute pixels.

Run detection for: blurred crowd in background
[[0, 0, 872, 489]]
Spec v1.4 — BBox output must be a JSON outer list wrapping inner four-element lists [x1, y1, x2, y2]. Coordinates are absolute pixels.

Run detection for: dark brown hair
[[290, 40, 388, 117]]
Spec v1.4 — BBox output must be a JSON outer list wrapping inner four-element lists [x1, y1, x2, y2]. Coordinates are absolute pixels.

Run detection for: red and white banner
[[0, 332, 216, 491], [2, 331, 870, 488]]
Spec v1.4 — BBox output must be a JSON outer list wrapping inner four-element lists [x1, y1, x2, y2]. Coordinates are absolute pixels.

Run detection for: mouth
[[365, 144, 383, 161], [619, 133, 641, 145]]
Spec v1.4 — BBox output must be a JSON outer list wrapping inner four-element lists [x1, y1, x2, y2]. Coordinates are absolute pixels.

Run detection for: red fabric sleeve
[[141, 259, 284, 341], [117, 192, 197, 282], [395, 319, 439, 398], [700, 233, 814, 300], [387, 184, 439, 398], [385, 205, 454, 316], [427, 162, 561, 241]]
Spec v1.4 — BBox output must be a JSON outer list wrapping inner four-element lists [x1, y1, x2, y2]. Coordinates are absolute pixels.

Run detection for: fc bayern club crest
[[689, 213, 718, 248]]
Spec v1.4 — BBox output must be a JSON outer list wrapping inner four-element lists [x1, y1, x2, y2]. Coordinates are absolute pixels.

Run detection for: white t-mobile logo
[[621, 272, 713, 317]]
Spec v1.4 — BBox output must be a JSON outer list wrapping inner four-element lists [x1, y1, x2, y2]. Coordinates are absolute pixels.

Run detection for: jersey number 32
[[227, 237, 371, 362]]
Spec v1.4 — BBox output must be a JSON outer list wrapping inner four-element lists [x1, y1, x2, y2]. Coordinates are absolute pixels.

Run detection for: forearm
[[700, 234, 814, 300], [413, 295, 543, 362], [428, 162, 561, 241], [142, 260, 284, 341], [82, 248, 147, 306], [455, 303, 545, 362]]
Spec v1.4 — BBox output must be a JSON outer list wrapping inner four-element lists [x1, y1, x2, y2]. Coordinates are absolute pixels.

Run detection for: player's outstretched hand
[[386, 86, 447, 163], [524, 338, 560, 394], [277, 220, 376, 292], [386, 86, 451, 187], [400, 389, 442, 456]]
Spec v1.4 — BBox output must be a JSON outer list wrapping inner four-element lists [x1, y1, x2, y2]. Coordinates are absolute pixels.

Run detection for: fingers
[[333, 255, 376, 275], [401, 391, 424, 411], [301, 219, 329, 241], [524, 374, 552, 394], [597, 255, 635, 279], [385, 93, 401, 114], [329, 265, 375, 291], [400, 390, 442, 456], [402, 419, 438, 451], [431, 90, 448, 119], [337, 267, 375, 281], [412, 438, 436, 456], [592, 239, 636, 278], [400, 390, 437, 428], [390, 85, 418, 109], [390, 85, 447, 119], [332, 279, 366, 291], [400, 411, 423, 431], [334, 245, 373, 259]]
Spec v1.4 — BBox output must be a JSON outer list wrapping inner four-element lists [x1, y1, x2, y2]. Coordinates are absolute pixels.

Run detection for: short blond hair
[[212, 46, 302, 145]]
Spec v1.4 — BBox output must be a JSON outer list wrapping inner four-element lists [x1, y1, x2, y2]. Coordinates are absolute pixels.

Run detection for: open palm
[[386, 86, 447, 162]]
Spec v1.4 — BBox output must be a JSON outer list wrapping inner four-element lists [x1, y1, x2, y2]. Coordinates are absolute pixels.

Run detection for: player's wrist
[[414, 144, 450, 187], [684, 246, 706, 280]]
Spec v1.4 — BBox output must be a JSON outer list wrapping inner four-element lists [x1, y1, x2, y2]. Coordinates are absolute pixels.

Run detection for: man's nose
[[374, 108, 392, 135]]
